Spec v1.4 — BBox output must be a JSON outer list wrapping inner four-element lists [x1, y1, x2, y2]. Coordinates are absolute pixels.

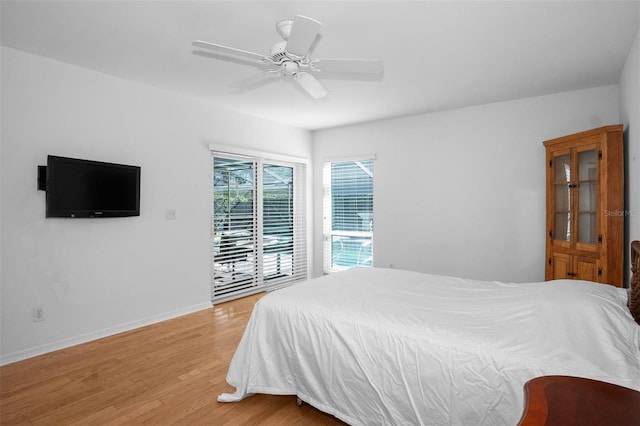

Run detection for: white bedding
[[219, 267, 640, 425]]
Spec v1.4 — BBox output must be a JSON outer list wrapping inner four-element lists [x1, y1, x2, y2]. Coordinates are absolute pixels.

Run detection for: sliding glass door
[[212, 157, 258, 300], [211, 154, 306, 303], [262, 164, 294, 283]]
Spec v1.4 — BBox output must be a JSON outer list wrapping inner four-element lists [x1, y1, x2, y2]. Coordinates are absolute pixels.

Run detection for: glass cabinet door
[[550, 146, 599, 249], [577, 149, 598, 244], [552, 153, 571, 243]]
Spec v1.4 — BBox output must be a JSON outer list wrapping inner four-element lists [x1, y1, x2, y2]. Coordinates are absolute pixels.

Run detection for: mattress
[[219, 267, 640, 425]]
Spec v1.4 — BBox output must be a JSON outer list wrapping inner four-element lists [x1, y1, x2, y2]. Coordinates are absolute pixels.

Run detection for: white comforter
[[219, 267, 640, 425]]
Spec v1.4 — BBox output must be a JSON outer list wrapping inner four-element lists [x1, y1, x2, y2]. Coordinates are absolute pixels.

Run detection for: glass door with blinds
[[263, 164, 296, 286], [323, 159, 374, 273], [212, 157, 258, 301], [212, 154, 306, 303]]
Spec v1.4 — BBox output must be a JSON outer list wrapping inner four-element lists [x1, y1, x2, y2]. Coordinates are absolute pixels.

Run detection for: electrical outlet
[[33, 307, 44, 322]]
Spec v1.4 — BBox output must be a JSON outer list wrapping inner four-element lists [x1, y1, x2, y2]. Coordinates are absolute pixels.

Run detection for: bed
[[218, 242, 640, 425]]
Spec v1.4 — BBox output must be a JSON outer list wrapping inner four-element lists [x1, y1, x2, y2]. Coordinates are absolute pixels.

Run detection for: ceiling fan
[[192, 15, 384, 99]]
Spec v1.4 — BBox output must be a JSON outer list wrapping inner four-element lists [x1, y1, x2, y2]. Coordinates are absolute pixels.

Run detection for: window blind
[[211, 153, 307, 303], [262, 163, 307, 291], [323, 159, 374, 273]]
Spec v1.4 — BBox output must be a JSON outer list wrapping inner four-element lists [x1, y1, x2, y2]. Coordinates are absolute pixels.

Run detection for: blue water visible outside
[[332, 237, 372, 268]]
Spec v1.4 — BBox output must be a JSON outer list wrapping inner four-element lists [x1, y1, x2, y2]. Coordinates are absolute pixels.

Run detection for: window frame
[[322, 155, 375, 274]]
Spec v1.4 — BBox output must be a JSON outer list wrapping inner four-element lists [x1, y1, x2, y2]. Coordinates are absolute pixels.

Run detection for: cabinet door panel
[[575, 257, 598, 282], [576, 147, 598, 248], [551, 252, 571, 280], [550, 151, 572, 247]]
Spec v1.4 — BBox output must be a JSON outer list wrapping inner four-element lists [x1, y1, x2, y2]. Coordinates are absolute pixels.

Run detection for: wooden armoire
[[543, 125, 624, 287]]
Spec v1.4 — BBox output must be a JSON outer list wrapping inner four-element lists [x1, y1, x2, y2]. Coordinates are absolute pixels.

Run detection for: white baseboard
[[0, 302, 213, 366]]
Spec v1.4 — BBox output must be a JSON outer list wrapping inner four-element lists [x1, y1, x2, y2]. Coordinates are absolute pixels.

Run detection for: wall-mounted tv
[[44, 155, 141, 218]]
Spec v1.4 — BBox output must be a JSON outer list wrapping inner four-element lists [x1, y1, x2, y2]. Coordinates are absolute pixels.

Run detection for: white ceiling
[[1, 1, 638, 131]]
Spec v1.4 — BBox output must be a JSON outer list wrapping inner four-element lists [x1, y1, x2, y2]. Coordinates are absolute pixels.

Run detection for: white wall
[[620, 29, 640, 251], [313, 86, 620, 282], [0, 47, 312, 364]]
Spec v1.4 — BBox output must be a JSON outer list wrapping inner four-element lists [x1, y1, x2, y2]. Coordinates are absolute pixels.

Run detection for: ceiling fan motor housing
[[269, 41, 306, 76], [269, 41, 288, 62]]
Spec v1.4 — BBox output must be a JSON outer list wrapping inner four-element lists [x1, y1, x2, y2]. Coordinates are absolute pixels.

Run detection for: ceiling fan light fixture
[[276, 19, 294, 40], [281, 61, 299, 77]]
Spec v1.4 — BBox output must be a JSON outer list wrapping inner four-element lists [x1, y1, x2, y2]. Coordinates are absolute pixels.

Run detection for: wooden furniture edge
[[542, 124, 623, 148], [518, 375, 640, 426], [518, 377, 550, 425]]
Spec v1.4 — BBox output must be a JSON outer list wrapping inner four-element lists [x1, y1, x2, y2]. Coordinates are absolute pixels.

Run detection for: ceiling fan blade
[[294, 72, 328, 99], [312, 58, 384, 74], [229, 71, 280, 93], [285, 15, 322, 56], [192, 40, 265, 62]]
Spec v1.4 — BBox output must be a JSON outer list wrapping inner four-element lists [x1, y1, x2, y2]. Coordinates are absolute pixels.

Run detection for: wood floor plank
[[0, 293, 344, 425]]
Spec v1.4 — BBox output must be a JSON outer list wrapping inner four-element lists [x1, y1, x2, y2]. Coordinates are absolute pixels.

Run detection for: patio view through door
[[323, 158, 374, 273], [211, 154, 306, 303]]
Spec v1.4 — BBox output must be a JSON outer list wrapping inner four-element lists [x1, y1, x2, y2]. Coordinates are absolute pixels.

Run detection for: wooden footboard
[[518, 376, 640, 426]]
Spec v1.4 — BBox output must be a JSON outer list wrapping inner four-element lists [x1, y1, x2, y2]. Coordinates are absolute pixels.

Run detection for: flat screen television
[[45, 155, 141, 218]]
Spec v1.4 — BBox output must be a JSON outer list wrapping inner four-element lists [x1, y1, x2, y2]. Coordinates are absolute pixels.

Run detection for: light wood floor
[[0, 293, 344, 425]]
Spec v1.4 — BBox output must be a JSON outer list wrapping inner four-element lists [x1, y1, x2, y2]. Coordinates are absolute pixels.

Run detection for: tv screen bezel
[[45, 155, 141, 218]]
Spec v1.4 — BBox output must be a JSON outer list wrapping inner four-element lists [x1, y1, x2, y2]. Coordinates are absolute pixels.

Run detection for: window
[[211, 152, 307, 303], [323, 158, 374, 273]]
